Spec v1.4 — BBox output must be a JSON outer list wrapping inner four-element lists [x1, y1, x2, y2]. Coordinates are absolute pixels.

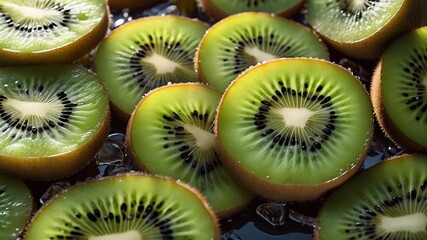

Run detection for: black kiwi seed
[[253, 82, 337, 152], [0, 4, 72, 34]]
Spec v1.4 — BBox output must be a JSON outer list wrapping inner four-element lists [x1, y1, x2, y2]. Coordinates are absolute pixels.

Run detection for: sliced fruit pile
[[0, 0, 425, 239]]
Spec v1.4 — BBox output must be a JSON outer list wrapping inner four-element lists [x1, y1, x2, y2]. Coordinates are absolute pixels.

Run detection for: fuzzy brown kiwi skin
[[214, 59, 374, 201], [108, 0, 165, 10], [23, 172, 221, 239], [312, 0, 427, 60], [124, 83, 252, 218], [313, 153, 418, 240], [0, 7, 110, 66], [371, 61, 427, 154], [0, 93, 111, 181], [198, 0, 305, 21]]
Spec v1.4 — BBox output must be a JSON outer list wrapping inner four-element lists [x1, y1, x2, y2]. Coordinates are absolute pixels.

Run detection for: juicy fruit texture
[[196, 12, 329, 92], [95, 15, 208, 119], [315, 154, 427, 240], [199, 0, 304, 20], [307, 0, 427, 59], [216, 58, 373, 200], [0, 0, 108, 65], [371, 27, 427, 154], [127, 83, 253, 217], [0, 174, 33, 240], [0, 65, 110, 180], [23, 174, 221, 240]]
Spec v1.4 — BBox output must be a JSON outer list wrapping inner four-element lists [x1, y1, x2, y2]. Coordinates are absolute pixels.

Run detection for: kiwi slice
[[0, 64, 110, 180], [95, 15, 208, 121], [0, 0, 109, 65], [126, 83, 253, 217], [307, 0, 427, 59], [108, 0, 163, 10], [371, 27, 427, 154], [315, 154, 427, 240], [23, 173, 221, 239], [215, 58, 374, 201], [199, 0, 305, 21], [195, 12, 329, 92], [0, 174, 33, 239]]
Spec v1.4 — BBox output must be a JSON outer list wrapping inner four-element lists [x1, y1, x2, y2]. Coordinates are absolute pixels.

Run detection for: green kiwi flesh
[[307, 0, 405, 42], [95, 15, 208, 119], [199, 0, 304, 20], [315, 154, 427, 240], [196, 12, 329, 92], [215, 58, 373, 200], [23, 173, 221, 239], [0, 64, 109, 180], [126, 83, 253, 217], [373, 27, 427, 152], [0, 174, 33, 240], [0, 0, 107, 61], [307, 0, 427, 59]]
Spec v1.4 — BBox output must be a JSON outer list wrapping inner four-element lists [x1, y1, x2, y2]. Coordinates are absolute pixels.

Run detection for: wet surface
[[25, 1, 405, 239]]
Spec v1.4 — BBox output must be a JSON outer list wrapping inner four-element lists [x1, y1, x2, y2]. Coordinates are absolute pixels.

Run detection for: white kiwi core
[[244, 46, 277, 62], [183, 124, 215, 150], [378, 213, 427, 233], [89, 230, 142, 240], [273, 107, 315, 128], [142, 53, 180, 74], [4, 98, 62, 118]]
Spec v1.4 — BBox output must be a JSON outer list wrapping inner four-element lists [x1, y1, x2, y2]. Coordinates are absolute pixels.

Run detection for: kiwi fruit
[[198, 0, 305, 21], [0, 174, 33, 239], [307, 0, 427, 59], [195, 12, 329, 92], [215, 58, 374, 201], [108, 0, 164, 10], [126, 83, 254, 218], [0, 64, 110, 180], [23, 173, 221, 239], [0, 0, 109, 66], [371, 26, 427, 154], [315, 154, 427, 240], [95, 15, 209, 122]]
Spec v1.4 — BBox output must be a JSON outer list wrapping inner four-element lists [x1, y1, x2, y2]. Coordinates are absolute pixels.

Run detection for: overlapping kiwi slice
[[216, 58, 374, 201], [315, 154, 427, 240], [126, 83, 253, 217], [307, 0, 427, 59], [199, 0, 304, 21], [195, 12, 329, 92], [371, 27, 427, 154], [0, 174, 33, 240], [95, 15, 208, 121], [0, 64, 110, 180], [23, 173, 221, 239], [0, 0, 109, 65]]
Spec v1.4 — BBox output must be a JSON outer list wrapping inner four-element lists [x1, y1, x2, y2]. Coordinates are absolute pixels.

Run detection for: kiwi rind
[[307, 0, 427, 59], [195, 12, 330, 92], [0, 65, 110, 180], [198, 0, 305, 21], [371, 27, 427, 154], [0, 174, 33, 240], [0, 2, 110, 66], [125, 82, 254, 218], [314, 154, 427, 240], [215, 58, 374, 201], [23, 172, 221, 240]]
